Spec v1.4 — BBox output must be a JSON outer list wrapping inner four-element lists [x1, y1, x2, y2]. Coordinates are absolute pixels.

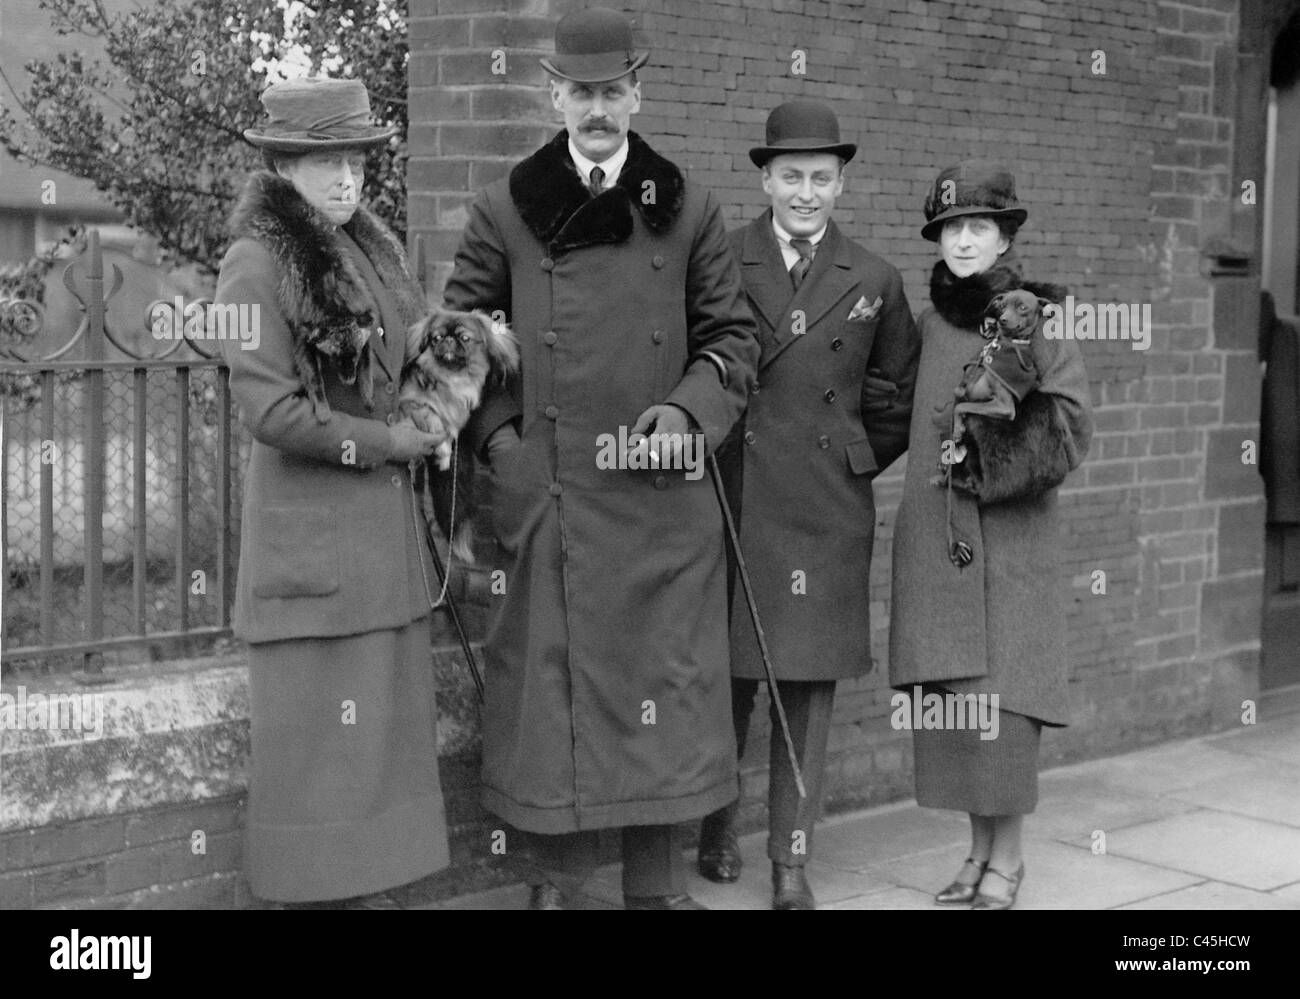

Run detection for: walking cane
[[708, 453, 807, 799], [416, 455, 486, 702]]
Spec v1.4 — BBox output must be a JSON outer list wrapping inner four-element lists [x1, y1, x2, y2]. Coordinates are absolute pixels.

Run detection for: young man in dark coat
[[696, 101, 920, 909], [442, 7, 760, 910]]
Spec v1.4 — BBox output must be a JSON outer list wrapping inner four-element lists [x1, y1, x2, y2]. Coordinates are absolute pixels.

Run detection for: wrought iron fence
[[1, 229, 244, 676]]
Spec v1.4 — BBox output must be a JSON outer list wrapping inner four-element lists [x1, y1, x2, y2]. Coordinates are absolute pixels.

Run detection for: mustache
[[582, 121, 617, 131]]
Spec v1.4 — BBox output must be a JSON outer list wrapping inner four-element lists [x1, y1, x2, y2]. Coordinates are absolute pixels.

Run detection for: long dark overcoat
[[443, 130, 760, 833], [889, 257, 1093, 725], [721, 213, 919, 681]]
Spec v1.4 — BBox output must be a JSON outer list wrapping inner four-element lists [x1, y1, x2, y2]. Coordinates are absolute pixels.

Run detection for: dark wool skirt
[[245, 617, 450, 902], [912, 687, 1043, 816]]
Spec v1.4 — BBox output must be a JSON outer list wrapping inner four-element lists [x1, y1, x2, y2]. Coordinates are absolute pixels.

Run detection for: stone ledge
[[0, 642, 484, 835]]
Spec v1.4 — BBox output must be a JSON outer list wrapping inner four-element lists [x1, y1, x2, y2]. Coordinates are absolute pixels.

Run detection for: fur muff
[[508, 130, 686, 253], [228, 171, 426, 422]]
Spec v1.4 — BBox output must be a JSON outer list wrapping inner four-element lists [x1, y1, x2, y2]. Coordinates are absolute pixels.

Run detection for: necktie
[[589, 165, 605, 198], [790, 237, 814, 289]]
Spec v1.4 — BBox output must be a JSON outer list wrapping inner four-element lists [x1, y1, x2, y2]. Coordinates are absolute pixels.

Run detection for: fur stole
[[228, 171, 425, 420]]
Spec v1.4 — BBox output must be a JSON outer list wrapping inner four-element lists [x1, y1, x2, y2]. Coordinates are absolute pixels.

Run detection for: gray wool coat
[[888, 258, 1093, 726]]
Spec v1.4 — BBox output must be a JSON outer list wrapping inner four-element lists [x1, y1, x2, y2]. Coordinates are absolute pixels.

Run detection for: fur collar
[[229, 171, 425, 337], [509, 130, 686, 253], [929, 251, 1068, 330]]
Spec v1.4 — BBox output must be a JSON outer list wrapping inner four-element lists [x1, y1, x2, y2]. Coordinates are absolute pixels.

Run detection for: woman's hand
[[388, 424, 444, 462]]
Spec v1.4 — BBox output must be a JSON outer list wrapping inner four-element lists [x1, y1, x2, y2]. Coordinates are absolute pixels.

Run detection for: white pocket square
[[847, 295, 883, 321]]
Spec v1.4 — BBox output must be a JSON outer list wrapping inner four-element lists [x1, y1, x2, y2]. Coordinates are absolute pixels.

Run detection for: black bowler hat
[[921, 160, 1028, 242], [243, 78, 397, 151], [539, 8, 649, 84], [749, 101, 857, 167]]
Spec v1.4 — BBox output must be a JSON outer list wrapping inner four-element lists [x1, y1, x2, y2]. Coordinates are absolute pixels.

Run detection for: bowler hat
[[749, 101, 857, 167], [921, 160, 1028, 242], [243, 78, 397, 151], [539, 8, 649, 84]]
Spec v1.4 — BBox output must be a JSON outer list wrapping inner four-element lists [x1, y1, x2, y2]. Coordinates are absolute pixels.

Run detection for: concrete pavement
[[422, 691, 1300, 910]]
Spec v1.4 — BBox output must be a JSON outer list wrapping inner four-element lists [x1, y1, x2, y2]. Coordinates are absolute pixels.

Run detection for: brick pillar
[[407, 0, 560, 295]]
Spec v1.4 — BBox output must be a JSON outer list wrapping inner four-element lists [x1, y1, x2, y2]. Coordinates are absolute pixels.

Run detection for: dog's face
[[404, 308, 519, 386], [986, 289, 1050, 337]]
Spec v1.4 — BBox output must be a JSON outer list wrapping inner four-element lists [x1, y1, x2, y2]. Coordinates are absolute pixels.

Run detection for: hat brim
[[242, 126, 398, 151], [750, 142, 857, 167], [539, 50, 649, 84], [921, 204, 1028, 242]]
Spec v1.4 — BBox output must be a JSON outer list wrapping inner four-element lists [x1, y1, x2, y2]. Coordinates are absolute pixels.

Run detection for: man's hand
[[861, 367, 899, 414], [628, 403, 694, 469], [389, 424, 444, 462], [485, 423, 521, 462]]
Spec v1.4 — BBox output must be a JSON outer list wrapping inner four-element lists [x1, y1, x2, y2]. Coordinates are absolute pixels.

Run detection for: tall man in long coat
[[443, 8, 759, 910], [695, 102, 919, 909]]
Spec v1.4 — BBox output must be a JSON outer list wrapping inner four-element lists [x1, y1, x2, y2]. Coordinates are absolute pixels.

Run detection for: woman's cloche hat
[[922, 160, 1028, 242], [539, 7, 649, 84], [243, 77, 398, 151], [749, 100, 857, 167]]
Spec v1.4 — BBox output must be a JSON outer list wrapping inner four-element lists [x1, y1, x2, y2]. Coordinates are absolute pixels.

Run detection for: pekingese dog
[[398, 306, 519, 561]]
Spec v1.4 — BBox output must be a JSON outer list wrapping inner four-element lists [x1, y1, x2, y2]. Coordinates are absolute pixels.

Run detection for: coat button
[[652, 255, 664, 268], [549, 482, 563, 497], [385, 381, 396, 394], [750, 382, 760, 395], [653, 475, 667, 490], [377, 325, 385, 339], [823, 389, 836, 402], [651, 329, 664, 344], [386, 413, 398, 426], [543, 330, 558, 345], [545, 404, 559, 419], [818, 435, 830, 449], [744, 430, 756, 445], [831, 338, 843, 351], [391, 474, 402, 488], [540, 257, 554, 271]]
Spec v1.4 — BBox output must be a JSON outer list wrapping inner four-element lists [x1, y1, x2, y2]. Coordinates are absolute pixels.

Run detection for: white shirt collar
[[771, 216, 827, 249], [568, 136, 629, 190]]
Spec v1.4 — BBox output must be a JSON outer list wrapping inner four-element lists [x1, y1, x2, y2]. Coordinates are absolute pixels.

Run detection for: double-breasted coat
[[443, 130, 760, 833], [889, 257, 1093, 725], [720, 213, 919, 681]]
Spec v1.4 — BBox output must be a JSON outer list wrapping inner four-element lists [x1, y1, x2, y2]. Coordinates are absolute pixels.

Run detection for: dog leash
[[411, 443, 456, 611], [409, 442, 486, 701]]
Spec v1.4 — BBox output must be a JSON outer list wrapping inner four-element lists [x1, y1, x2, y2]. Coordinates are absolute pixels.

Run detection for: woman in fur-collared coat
[[889, 161, 1092, 910], [216, 78, 449, 906]]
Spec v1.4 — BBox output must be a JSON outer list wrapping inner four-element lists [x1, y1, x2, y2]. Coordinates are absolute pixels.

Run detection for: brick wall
[[406, 0, 1287, 853]]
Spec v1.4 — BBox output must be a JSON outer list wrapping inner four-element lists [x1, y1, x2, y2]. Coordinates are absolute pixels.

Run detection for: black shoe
[[528, 882, 565, 910], [772, 863, 815, 910], [624, 893, 708, 910], [697, 813, 742, 883]]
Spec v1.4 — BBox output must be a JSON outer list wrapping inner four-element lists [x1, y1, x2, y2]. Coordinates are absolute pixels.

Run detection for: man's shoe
[[624, 893, 708, 910], [528, 882, 565, 910], [697, 814, 743, 883], [772, 863, 815, 910]]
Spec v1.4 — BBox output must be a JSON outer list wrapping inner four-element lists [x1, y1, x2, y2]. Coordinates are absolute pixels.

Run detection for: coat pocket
[[250, 505, 341, 598], [844, 437, 879, 476]]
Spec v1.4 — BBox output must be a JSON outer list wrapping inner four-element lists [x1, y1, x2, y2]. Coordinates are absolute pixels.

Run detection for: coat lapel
[[758, 219, 860, 371], [739, 211, 795, 340]]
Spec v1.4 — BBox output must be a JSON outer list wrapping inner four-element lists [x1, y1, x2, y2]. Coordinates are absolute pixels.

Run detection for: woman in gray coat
[[889, 161, 1092, 909], [217, 78, 450, 907]]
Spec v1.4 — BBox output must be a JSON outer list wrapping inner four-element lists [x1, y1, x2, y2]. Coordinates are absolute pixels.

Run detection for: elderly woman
[[889, 161, 1092, 909], [216, 78, 449, 907]]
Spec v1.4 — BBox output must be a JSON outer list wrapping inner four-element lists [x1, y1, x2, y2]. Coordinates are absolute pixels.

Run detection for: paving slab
[[1101, 810, 1300, 891], [1207, 723, 1300, 768], [1073, 741, 1266, 796], [1033, 772, 1201, 842], [813, 802, 968, 872], [866, 838, 1198, 910], [1269, 881, 1300, 904], [1115, 881, 1295, 910], [820, 886, 939, 910], [1167, 765, 1300, 828]]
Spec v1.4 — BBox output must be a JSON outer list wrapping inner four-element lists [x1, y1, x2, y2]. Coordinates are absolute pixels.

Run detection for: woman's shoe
[[934, 857, 989, 905], [971, 863, 1024, 910]]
